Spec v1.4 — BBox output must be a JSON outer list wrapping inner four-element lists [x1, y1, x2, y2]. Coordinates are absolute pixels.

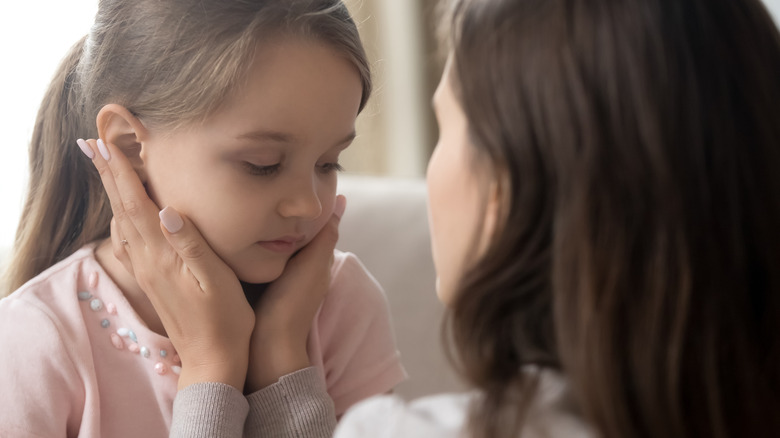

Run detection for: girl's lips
[[257, 236, 305, 254]]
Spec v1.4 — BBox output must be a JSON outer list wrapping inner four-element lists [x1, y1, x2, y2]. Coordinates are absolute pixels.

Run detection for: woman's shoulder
[[336, 372, 595, 438], [335, 392, 472, 438], [523, 370, 595, 438]]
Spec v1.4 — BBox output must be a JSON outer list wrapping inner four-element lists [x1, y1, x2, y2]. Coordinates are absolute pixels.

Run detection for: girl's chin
[[223, 249, 294, 284], [233, 263, 286, 285], [236, 268, 281, 306], [236, 271, 283, 285]]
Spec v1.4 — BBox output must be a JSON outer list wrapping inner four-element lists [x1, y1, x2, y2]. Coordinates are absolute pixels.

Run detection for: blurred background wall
[[341, 0, 444, 177]]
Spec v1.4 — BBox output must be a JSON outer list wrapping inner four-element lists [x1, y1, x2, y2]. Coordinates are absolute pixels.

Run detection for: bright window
[[0, 1, 98, 249]]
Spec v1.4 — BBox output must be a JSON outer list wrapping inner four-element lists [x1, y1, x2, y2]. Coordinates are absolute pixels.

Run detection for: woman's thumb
[[159, 206, 186, 234], [334, 194, 347, 221], [290, 195, 346, 267], [158, 206, 230, 288], [310, 194, 346, 252]]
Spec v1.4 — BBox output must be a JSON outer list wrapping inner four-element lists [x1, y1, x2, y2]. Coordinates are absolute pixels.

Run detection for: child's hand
[[245, 195, 346, 393], [79, 138, 255, 391]]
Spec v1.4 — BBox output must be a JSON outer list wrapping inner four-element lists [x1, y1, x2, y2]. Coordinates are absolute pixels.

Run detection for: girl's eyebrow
[[236, 130, 297, 144], [236, 130, 357, 149]]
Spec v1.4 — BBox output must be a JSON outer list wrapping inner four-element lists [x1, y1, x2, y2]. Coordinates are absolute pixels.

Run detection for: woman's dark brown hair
[[444, 0, 780, 437]]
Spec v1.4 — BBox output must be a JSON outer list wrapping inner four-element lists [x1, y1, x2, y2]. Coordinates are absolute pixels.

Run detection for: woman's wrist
[[245, 344, 310, 393], [177, 351, 250, 391]]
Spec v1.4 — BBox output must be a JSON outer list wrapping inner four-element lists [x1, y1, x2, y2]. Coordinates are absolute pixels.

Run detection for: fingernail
[[97, 138, 111, 161], [334, 195, 346, 219], [76, 139, 95, 159], [159, 206, 184, 234]]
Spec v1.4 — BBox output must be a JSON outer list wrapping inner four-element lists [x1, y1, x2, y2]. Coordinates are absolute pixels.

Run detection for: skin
[[428, 62, 499, 305], [85, 36, 362, 391]]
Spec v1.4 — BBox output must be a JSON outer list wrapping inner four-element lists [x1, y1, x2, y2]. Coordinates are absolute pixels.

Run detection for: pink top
[[0, 245, 406, 438]]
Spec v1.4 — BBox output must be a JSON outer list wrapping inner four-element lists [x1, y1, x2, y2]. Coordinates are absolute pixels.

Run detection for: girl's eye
[[318, 162, 345, 174], [243, 162, 280, 176]]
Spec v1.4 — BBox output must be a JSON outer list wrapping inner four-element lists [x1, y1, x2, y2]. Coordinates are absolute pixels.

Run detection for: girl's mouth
[[256, 235, 305, 254]]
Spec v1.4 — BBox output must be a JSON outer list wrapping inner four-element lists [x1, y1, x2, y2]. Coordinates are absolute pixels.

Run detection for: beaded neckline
[[77, 270, 182, 377]]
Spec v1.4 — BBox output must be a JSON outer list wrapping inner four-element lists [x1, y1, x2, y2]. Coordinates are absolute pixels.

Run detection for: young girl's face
[[140, 38, 362, 284]]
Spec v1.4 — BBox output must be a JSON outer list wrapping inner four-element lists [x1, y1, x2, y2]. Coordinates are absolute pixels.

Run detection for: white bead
[[90, 299, 103, 311]]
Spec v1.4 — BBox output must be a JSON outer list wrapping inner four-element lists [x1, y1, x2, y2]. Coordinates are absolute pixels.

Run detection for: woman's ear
[[479, 177, 503, 257], [96, 104, 150, 182]]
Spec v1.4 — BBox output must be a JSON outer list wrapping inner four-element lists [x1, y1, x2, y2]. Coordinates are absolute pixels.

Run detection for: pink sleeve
[[316, 252, 408, 416], [0, 295, 85, 437]]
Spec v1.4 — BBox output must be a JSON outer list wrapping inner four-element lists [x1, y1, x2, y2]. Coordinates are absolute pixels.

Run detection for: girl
[[0, 1, 406, 437], [92, 0, 780, 436]]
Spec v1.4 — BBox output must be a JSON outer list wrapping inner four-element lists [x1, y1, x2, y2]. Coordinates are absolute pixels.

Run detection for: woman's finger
[[80, 139, 145, 251], [80, 138, 161, 249], [274, 194, 346, 296], [157, 206, 239, 295], [110, 217, 135, 276], [288, 194, 346, 268]]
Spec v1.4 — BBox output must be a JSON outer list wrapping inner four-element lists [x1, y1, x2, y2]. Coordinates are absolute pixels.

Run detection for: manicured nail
[[76, 139, 95, 159], [334, 195, 347, 219], [97, 138, 111, 161], [159, 206, 184, 234]]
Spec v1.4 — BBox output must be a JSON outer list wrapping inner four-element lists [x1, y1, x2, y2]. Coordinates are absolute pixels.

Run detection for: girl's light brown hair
[[2, 0, 371, 295], [443, 0, 780, 437]]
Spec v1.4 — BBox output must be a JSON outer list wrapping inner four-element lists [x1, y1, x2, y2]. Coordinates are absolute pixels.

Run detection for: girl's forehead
[[195, 41, 362, 143]]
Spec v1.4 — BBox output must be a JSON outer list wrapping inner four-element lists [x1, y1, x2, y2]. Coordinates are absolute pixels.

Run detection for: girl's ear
[[96, 104, 150, 182]]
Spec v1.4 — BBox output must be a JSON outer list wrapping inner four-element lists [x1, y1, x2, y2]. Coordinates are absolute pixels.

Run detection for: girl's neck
[[241, 281, 269, 307], [94, 238, 167, 337]]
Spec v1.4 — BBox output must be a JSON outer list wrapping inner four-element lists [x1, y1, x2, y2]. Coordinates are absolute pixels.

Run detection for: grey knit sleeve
[[170, 381, 249, 438], [244, 367, 337, 438]]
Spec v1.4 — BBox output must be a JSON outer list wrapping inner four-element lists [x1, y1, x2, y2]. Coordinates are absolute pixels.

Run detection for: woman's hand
[[245, 197, 346, 393], [79, 138, 255, 391]]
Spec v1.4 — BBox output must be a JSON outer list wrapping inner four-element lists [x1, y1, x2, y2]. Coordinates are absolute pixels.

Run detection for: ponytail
[[1, 37, 112, 295]]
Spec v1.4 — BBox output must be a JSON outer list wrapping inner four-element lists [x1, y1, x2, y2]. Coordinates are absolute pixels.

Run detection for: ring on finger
[[121, 239, 128, 245]]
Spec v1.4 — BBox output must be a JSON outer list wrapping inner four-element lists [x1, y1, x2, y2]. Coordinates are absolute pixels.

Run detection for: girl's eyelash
[[243, 162, 280, 176], [242, 162, 344, 176], [319, 162, 345, 174]]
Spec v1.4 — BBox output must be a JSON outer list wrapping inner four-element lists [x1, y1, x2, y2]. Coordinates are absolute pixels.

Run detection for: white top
[[335, 393, 470, 438], [335, 371, 595, 438]]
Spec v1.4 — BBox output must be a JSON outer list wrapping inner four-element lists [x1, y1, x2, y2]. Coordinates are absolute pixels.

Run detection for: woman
[[84, 0, 780, 436]]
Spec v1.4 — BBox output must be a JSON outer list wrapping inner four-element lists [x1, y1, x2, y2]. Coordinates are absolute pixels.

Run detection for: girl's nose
[[277, 177, 323, 220]]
